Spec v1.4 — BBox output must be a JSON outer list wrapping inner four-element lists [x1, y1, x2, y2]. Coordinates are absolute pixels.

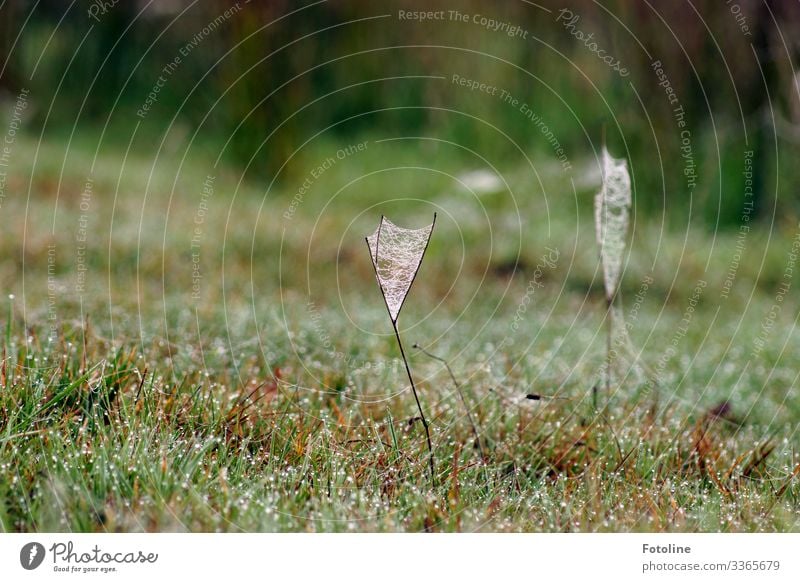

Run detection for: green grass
[[0, 136, 798, 532]]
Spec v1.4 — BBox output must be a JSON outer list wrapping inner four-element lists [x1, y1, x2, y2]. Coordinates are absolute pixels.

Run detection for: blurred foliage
[[1, 0, 800, 227]]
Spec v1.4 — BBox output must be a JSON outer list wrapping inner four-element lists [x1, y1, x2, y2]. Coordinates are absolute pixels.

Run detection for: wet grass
[[0, 136, 799, 532]]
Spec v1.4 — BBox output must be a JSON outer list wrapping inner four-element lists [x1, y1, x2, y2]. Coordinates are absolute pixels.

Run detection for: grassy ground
[[0, 135, 799, 532]]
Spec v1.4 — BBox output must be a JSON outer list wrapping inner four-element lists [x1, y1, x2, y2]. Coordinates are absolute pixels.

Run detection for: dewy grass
[[1, 135, 799, 532], [366, 214, 437, 486]]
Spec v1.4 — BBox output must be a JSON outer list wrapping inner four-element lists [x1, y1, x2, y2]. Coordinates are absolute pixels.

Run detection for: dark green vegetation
[[4, 1, 800, 224]]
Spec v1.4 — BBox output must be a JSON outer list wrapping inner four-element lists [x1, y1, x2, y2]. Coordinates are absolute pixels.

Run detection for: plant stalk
[[606, 293, 612, 397], [414, 343, 486, 462], [392, 323, 435, 486]]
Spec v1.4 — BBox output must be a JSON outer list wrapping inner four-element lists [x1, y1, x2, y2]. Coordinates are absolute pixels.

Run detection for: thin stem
[[393, 323, 435, 486], [606, 293, 612, 397], [600, 128, 609, 407], [413, 343, 486, 462]]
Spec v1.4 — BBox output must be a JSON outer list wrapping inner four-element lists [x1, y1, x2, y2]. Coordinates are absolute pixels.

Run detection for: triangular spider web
[[366, 215, 435, 322]]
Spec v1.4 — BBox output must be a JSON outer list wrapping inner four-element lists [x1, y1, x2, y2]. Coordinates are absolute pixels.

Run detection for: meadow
[[0, 132, 798, 533]]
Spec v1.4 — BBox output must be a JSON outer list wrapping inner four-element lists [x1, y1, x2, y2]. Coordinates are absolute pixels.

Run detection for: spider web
[[593, 148, 653, 384], [366, 216, 434, 322], [594, 146, 631, 302]]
